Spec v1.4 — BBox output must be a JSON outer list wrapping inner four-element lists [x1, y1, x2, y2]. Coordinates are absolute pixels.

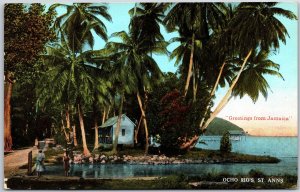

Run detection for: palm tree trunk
[[199, 62, 226, 128], [137, 92, 149, 155], [65, 104, 71, 142], [112, 93, 124, 154], [72, 125, 78, 146], [78, 103, 91, 156], [201, 50, 253, 131], [134, 115, 143, 144], [184, 33, 195, 97], [180, 135, 199, 150], [192, 64, 197, 102], [61, 112, 69, 142], [94, 119, 99, 149], [106, 106, 111, 120], [102, 109, 106, 124], [4, 73, 13, 152]]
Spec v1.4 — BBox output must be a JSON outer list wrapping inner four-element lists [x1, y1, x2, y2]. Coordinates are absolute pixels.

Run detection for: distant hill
[[205, 117, 245, 135]]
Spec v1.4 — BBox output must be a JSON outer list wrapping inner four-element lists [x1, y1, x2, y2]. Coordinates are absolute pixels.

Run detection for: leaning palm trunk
[[199, 62, 226, 128], [4, 73, 13, 152], [102, 109, 106, 124], [61, 112, 69, 142], [201, 50, 253, 131], [72, 125, 78, 146], [78, 103, 91, 156], [112, 93, 124, 154], [106, 106, 111, 120], [184, 33, 195, 97], [137, 92, 149, 155]]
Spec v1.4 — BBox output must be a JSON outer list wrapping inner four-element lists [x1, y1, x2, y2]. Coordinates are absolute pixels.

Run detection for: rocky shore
[[67, 151, 279, 165]]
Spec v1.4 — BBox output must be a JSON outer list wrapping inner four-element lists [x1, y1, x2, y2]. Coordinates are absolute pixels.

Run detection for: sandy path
[[4, 147, 38, 178]]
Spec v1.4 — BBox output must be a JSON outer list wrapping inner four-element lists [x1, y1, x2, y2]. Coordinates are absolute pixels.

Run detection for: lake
[[45, 136, 298, 178]]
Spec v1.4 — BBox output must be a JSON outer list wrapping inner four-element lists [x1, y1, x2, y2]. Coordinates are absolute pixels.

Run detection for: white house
[[97, 114, 135, 147]]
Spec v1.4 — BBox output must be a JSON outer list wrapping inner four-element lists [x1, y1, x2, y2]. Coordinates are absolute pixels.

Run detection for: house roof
[[228, 130, 244, 135], [98, 114, 135, 128]]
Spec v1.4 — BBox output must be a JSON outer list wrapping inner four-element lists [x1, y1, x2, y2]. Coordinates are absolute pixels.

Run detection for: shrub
[[220, 131, 232, 153]]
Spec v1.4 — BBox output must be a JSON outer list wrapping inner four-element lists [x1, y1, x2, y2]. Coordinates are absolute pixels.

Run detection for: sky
[[55, 2, 298, 136]]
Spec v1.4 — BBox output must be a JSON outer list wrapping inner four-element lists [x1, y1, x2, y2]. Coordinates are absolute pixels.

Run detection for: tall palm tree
[[201, 2, 297, 131], [49, 3, 112, 53], [105, 30, 167, 154], [37, 42, 111, 156], [129, 3, 169, 50], [128, 3, 169, 153], [164, 3, 226, 97]]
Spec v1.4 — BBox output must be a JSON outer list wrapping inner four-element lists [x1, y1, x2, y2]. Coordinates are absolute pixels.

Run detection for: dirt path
[[4, 147, 38, 178]]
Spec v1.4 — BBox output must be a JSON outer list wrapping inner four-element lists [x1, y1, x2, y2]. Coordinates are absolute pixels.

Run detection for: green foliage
[[4, 3, 55, 78], [220, 131, 232, 153], [49, 3, 112, 53], [153, 174, 189, 189]]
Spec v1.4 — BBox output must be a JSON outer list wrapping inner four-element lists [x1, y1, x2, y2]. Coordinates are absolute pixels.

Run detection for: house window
[[122, 129, 125, 136]]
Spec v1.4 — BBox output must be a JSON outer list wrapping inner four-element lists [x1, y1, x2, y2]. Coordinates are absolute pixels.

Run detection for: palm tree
[[164, 3, 226, 97], [38, 42, 111, 156], [105, 30, 167, 154], [128, 3, 169, 153], [200, 2, 297, 131], [129, 3, 169, 50], [49, 3, 112, 53]]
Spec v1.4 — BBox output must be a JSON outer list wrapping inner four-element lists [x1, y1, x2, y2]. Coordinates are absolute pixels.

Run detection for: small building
[[97, 114, 135, 147], [228, 130, 245, 141]]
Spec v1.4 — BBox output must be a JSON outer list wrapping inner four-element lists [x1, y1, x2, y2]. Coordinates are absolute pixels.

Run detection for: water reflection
[[45, 157, 297, 178]]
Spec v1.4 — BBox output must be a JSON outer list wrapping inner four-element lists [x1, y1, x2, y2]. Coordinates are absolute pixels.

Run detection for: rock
[[101, 160, 106, 164], [100, 155, 106, 160], [173, 160, 182, 164]]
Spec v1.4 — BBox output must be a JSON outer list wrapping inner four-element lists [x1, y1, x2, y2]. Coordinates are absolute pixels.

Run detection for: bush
[[220, 131, 232, 153]]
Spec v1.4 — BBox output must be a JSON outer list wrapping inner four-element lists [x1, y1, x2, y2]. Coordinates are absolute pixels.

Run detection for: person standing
[[36, 149, 45, 177], [63, 151, 70, 176]]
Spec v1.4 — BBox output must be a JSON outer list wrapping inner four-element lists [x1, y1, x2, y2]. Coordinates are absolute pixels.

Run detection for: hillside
[[205, 117, 245, 135]]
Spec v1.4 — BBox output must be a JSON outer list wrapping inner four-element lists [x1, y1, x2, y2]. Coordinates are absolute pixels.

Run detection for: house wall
[[112, 116, 134, 145]]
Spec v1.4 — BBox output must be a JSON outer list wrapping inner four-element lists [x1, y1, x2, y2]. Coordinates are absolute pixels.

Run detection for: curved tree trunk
[[201, 50, 253, 131], [180, 50, 253, 151], [199, 62, 226, 128], [137, 92, 149, 155], [4, 73, 13, 152], [180, 135, 199, 150], [106, 106, 111, 120], [102, 109, 106, 124], [78, 103, 91, 156], [112, 93, 124, 154], [72, 125, 78, 146], [184, 33, 195, 97]]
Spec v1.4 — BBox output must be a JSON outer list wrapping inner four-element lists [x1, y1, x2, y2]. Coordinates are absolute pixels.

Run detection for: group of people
[[35, 149, 71, 177]]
